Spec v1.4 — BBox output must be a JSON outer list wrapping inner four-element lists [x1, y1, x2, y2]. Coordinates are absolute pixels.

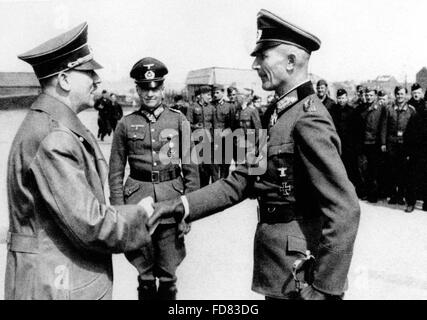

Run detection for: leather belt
[[7, 232, 39, 254], [257, 203, 301, 224], [130, 167, 181, 183]]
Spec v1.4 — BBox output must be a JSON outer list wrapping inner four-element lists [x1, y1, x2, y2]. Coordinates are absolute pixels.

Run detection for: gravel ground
[[1, 108, 427, 300]]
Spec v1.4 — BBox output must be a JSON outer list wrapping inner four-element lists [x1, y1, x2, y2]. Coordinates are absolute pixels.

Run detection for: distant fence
[[0, 95, 38, 111]]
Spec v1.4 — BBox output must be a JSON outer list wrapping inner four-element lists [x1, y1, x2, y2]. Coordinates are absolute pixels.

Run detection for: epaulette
[[408, 104, 416, 112], [303, 97, 317, 112], [169, 107, 183, 115]]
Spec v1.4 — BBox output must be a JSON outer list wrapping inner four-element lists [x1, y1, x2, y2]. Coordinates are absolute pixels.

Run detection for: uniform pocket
[[127, 129, 146, 154], [124, 178, 141, 199]]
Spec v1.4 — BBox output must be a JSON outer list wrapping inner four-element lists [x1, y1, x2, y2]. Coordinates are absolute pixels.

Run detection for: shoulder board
[[169, 107, 183, 115], [303, 97, 317, 113], [408, 104, 416, 112]]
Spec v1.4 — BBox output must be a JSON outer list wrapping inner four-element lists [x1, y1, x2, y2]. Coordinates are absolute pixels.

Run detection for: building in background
[[416, 67, 427, 89]]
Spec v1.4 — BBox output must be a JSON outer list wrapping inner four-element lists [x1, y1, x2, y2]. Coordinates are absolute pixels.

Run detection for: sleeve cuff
[[181, 195, 190, 219]]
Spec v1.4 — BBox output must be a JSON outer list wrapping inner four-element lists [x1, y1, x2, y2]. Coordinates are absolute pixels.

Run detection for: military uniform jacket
[[108, 105, 199, 218], [321, 95, 335, 112], [237, 105, 262, 131], [187, 101, 216, 132], [360, 102, 386, 145], [381, 103, 417, 147], [184, 81, 360, 297], [212, 99, 234, 130], [6, 94, 151, 300]]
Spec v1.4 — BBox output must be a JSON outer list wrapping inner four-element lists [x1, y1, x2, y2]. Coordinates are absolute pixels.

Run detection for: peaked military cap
[[18, 22, 102, 80], [336, 88, 347, 97], [130, 57, 168, 89], [251, 9, 321, 56], [411, 83, 422, 91], [212, 84, 225, 91], [199, 85, 212, 94]]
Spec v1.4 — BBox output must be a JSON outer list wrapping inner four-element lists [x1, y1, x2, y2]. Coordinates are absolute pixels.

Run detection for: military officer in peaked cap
[[149, 9, 360, 300], [108, 57, 199, 300], [6, 22, 153, 300]]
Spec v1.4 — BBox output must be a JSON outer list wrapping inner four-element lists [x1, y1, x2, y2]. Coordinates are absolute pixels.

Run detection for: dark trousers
[[406, 158, 427, 206], [387, 143, 408, 201], [126, 224, 186, 300], [342, 149, 361, 194], [363, 144, 381, 200]]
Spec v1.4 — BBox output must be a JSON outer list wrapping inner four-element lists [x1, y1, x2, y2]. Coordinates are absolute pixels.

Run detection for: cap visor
[[250, 41, 282, 56], [136, 80, 164, 90], [74, 59, 103, 71]]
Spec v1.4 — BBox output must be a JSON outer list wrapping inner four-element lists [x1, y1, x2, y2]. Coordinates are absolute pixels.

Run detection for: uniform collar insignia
[[368, 103, 378, 111], [140, 105, 164, 123], [276, 91, 298, 112], [303, 98, 316, 112], [394, 103, 408, 111]]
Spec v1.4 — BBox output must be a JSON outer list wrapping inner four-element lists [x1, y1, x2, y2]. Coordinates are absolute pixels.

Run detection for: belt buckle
[[151, 171, 160, 183]]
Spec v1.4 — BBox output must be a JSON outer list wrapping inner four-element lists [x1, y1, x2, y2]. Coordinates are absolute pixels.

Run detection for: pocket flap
[[268, 143, 294, 157], [128, 129, 145, 140], [124, 183, 141, 196], [287, 235, 307, 255]]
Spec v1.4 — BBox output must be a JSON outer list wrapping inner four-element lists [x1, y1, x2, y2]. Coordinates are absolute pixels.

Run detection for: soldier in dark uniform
[[6, 22, 152, 300], [187, 86, 216, 187], [110, 93, 123, 131], [316, 79, 335, 113], [408, 83, 425, 113], [150, 9, 360, 300], [359, 88, 386, 203], [330, 89, 362, 194], [108, 57, 200, 299], [253, 95, 267, 118], [405, 100, 427, 212], [381, 86, 417, 208], [211, 84, 235, 180], [94, 89, 113, 141]]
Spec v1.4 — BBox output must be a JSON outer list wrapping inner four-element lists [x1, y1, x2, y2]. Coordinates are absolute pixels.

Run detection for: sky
[[1, 0, 426, 86]]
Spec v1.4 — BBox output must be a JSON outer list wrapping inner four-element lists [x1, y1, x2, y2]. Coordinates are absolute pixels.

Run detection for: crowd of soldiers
[[168, 84, 263, 187], [315, 80, 427, 213], [162, 79, 427, 214]]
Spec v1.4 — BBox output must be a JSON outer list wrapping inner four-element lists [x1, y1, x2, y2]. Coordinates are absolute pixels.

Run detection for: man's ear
[[286, 54, 296, 72], [57, 72, 71, 92]]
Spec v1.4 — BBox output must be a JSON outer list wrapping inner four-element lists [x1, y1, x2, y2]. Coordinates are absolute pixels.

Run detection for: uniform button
[[154, 162, 157, 166], [153, 151, 156, 154], [133, 134, 137, 138], [256, 176, 260, 182], [152, 139, 155, 143], [151, 128, 155, 132], [79, 137, 84, 142]]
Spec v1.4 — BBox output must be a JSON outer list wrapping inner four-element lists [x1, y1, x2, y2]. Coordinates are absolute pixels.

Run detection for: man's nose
[[252, 57, 260, 70]]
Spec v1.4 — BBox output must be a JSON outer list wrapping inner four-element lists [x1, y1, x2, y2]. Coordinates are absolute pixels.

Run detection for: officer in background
[[108, 57, 199, 299], [94, 89, 113, 141], [227, 86, 238, 104], [408, 83, 425, 113], [316, 79, 335, 112], [6, 22, 152, 300], [110, 93, 123, 131], [150, 9, 360, 300], [381, 86, 417, 208], [211, 84, 235, 180], [187, 86, 216, 187], [330, 89, 362, 194]]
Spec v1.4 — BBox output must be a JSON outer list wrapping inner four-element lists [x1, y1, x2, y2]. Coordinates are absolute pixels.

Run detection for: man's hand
[[177, 221, 191, 239], [299, 285, 329, 300], [148, 198, 185, 229]]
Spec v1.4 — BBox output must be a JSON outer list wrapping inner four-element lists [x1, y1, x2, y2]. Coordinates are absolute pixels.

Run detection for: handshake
[[138, 196, 188, 237]]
